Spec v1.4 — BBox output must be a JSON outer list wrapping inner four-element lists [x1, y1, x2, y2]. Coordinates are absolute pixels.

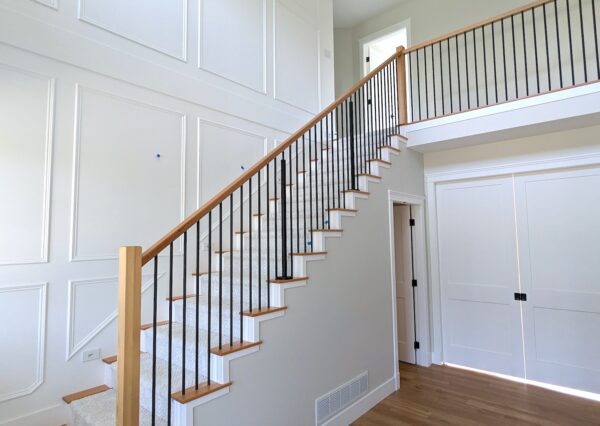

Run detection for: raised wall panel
[[198, 120, 267, 203], [0, 283, 47, 402], [0, 65, 53, 265], [78, 0, 187, 60], [70, 86, 186, 261], [274, 0, 320, 113], [199, 0, 266, 92], [66, 274, 158, 359], [32, 0, 58, 9]]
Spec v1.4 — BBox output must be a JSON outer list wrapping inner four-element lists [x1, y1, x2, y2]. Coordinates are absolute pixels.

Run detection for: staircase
[[60, 47, 406, 425]]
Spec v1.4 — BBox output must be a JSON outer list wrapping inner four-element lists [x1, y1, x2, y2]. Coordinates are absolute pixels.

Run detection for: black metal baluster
[[483, 26, 489, 105], [249, 178, 253, 312], [416, 50, 422, 119], [456, 36, 462, 110], [555, 0, 565, 87], [522, 12, 530, 96], [533, 7, 541, 93], [239, 186, 243, 339], [424, 47, 429, 118], [195, 223, 199, 389], [335, 108, 342, 206], [502, 18, 509, 100], [279, 152, 289, 278], [325, 116, 332, 222], [218, 204, 223, 349], [544, 3, 552, 90], [266, 164, 271, 308], [288, 145, 293, 276], [313, 126, 319, 234], [229, 196, 233, 344], [492, 22, 499, 103], [431, 45, 437, 116], [579, 0, 588, 82], [349, 100, 356, 190], [593, 0, 600, 79], [302, 136, 307, 251], [308, 129, 314, 250], [274, 157, 278, 274], [567, 0, 576, 84], [320, 120, 325, 229], [296, 140, 300, 253], [257, 171, 261, 311], [464, 32, 471, 109], [152, 256, 158, 424], [409, 51, 415, 120], [167, 243, 173, 424], [473, 29, 480, 107], [512, 15, 519, 98], [207, 214, 212, 385], [182, 231, 187, 394]]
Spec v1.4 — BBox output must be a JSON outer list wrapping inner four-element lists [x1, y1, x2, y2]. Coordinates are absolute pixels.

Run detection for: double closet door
[[436, 166, 600, 394]]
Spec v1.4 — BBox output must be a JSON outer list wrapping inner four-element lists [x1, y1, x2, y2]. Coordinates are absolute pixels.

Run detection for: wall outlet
[[82, 348, 101, 362]]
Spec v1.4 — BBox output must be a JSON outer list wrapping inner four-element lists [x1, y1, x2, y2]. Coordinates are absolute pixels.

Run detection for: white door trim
[[387, 190, 430, 388]]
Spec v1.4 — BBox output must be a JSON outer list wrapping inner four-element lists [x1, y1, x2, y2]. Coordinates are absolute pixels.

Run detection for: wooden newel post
[[396, 46, 408, 125], [117, 246, 142, 426]]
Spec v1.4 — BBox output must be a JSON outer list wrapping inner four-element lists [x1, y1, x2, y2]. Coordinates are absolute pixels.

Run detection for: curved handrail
[[141, 51, 401, 264]]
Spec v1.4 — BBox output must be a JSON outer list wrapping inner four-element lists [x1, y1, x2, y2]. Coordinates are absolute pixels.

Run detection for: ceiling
[[333, 0, 410, 29]]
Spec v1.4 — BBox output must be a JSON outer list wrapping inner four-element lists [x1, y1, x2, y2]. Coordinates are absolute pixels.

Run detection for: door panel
[[515, 167, 600, 393], [437, 177, 525, 377], [394, 205, 415, 364]]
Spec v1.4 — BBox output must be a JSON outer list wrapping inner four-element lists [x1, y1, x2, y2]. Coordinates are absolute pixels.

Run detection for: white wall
[[0, 0, 334, 423], [193, 144, 425, 426], [334, 0, 530, 97], [423, 124, 600, 364]]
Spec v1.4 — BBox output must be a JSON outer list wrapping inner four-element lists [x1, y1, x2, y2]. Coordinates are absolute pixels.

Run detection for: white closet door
[[515, 166, 600, 393], [437, 177, 525, 377], [394, 205, 415, 364]]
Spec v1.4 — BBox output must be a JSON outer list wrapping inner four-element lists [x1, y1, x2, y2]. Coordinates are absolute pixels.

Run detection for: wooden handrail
[[141, 51, 400, 265], [405, 0, 554, 54]]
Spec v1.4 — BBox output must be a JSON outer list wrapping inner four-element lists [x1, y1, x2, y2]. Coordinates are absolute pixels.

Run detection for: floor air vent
[[315, 371, 368, 425]]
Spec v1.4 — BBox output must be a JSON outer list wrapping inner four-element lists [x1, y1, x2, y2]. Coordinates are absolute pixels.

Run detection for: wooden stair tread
[[140, 320, 169, 330], [210, 340, 262, 356], [166, 294, 197, 302], [343, 189, 370, 195], [63, 385, 111, 404], [269, 276, 308, 284], [102, 355, 117, 365], [242, 306, 287, 317], [171, 381, 232, 404], [290, 251, 327, 256], [328, 208, 358, 213]]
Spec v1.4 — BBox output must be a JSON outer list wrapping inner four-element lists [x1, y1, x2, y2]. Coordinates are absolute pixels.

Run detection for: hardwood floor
[[353, 363, 600, 425]]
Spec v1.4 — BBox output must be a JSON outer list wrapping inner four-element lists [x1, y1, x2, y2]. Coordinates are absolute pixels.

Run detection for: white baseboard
[[0, 403, 68, 426], [322, 377, 395, 426]]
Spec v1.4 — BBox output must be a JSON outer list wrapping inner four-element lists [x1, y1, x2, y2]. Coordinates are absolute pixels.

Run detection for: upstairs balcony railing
[[401, 0, 600, 123]]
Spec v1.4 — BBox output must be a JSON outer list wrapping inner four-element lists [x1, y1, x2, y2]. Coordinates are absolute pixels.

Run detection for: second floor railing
[[402, 0, 600, 123]]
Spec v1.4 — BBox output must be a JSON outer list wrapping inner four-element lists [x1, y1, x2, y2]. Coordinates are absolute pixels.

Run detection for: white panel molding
[[0, 64, 54, 266], [0, 282, 47, 403], [196, 118, 268, 208], [32, 0, 58, 10], [69, 85, 187, 262], [197, 0, 268, 94], [77, 0, 188, 61], [272, 0, 321, 114], [65, 273, 163, 360]]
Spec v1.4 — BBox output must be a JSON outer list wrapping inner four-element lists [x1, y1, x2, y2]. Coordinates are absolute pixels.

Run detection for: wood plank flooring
[[353, 363, 600, 425]]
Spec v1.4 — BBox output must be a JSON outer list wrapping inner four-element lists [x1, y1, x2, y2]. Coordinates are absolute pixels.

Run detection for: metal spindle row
[[407, 0, 600, 122], [141, 59, 398, 425]]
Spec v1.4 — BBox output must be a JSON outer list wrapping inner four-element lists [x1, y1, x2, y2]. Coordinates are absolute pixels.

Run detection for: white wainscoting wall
[[0, 0, 334, 423]]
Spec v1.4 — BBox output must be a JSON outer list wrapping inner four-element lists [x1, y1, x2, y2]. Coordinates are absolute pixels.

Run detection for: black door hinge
[[414, 341, 420, 350], [514, 292, 528, 301], [409, 218, 415, 227], [412, 279, 418, 287], [366, 56, 370, 62]]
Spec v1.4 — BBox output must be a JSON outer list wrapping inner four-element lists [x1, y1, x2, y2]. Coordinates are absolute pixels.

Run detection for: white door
[[394, 205, 415, 364], [515, 166, 600, 394], [437, 177, 525, 377]]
